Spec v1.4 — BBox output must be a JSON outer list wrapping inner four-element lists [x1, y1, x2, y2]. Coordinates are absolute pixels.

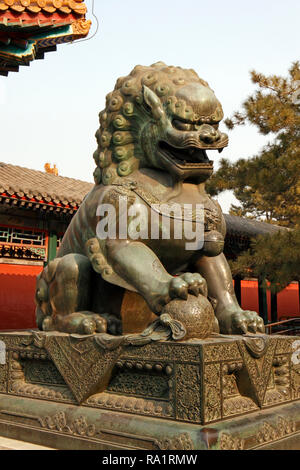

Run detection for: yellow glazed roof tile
[[0, 0, 87, 15]]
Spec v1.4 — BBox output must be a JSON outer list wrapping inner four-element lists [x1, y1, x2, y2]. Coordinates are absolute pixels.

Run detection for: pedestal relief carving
[[1, 332, 300, 449]]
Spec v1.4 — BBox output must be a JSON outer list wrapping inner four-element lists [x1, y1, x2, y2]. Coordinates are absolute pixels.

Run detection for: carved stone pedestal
[[0, 331, 300, 450]]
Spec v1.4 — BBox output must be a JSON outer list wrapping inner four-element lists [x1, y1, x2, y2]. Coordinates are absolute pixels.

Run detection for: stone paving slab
[[0, 436, 54, 450]]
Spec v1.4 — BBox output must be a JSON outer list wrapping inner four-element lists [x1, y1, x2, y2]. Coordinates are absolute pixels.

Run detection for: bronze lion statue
[[35, 62, 264, 338]]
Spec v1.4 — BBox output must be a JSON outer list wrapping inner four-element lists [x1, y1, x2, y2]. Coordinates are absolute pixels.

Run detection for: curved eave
[[224, 214, 287, 239], [0, 192, 78, 216], [0, 2, 91, 75]]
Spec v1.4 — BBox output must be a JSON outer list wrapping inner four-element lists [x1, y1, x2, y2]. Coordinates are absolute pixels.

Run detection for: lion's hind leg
[[35, 253, 108, 334]]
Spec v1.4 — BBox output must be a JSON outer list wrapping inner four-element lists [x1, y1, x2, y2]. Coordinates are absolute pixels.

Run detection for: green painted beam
[[47, 231, 57, 264]]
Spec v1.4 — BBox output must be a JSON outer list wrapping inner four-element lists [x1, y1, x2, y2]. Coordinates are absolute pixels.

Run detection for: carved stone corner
[[44, 334, 124, 403]]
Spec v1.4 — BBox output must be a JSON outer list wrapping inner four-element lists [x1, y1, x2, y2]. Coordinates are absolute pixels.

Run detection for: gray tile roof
[[0, 162, 93, 208], [224, 214, 286, 238]]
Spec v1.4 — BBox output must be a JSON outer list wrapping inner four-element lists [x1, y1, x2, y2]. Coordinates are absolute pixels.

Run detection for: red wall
[[0, 264, 42, 330], [276, 283, 300, 319], [240, 280, 299, 321], [0, 266, 299, 330]]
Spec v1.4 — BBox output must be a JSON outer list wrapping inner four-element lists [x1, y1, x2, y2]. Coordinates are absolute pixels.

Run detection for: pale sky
[[0, 0, 299, 212]]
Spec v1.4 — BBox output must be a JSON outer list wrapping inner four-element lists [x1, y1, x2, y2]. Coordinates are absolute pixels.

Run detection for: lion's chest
[[126, 185, 224, 272]]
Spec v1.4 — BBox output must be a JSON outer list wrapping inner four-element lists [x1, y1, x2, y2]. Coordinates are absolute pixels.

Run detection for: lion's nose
[[199, 125, 219, 144]]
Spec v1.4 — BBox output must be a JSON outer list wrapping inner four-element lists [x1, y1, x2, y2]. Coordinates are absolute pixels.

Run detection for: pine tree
[[207, 62, 300, 290], [228, 228, 300, 292]]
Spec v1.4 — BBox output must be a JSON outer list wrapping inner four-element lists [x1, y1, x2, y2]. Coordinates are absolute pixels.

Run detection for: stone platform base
[[0, 330, 300, 450], [1, 394, 300, 450], [0, 435, 54, 450]]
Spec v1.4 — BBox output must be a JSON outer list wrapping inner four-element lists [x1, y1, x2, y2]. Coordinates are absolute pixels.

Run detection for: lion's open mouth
[[159, 141, 214, 169]]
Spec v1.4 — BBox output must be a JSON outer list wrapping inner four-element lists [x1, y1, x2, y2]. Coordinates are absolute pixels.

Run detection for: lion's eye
[[172, 119, 192, 131]]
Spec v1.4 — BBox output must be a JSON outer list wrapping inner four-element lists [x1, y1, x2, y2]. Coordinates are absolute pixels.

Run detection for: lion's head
[[93, 62, 228, 185]]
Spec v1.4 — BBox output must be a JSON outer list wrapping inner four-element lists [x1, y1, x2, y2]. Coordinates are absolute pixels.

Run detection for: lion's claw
[[82, 314, 107, 334], [257, 317, 265, 333], [169, 273, 207, 301], [248, 322, 258, 334], [182, 272, 208, 297], [170, 277, 188, 300], [188, 284, 200, 297], [82, 318, 94, 334], [94, 315, 108, 333], [232, 315, 247, 334]]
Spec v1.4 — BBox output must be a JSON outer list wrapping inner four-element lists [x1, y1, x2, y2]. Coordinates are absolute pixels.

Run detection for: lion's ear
[[142, 85, 164, 120]]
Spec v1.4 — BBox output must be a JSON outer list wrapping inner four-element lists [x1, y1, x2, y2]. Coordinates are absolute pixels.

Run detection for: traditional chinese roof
[[0, 162, 92, 214], [223, 214, 286, 259], [224, 214, 286, 238], [0, 1, 91, 75]]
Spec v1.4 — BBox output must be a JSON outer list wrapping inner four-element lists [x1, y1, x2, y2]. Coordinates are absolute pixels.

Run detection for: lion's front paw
[[169, 273, 207, 300], [233, 310, 265, 334], [218, 307, 265, 335]]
